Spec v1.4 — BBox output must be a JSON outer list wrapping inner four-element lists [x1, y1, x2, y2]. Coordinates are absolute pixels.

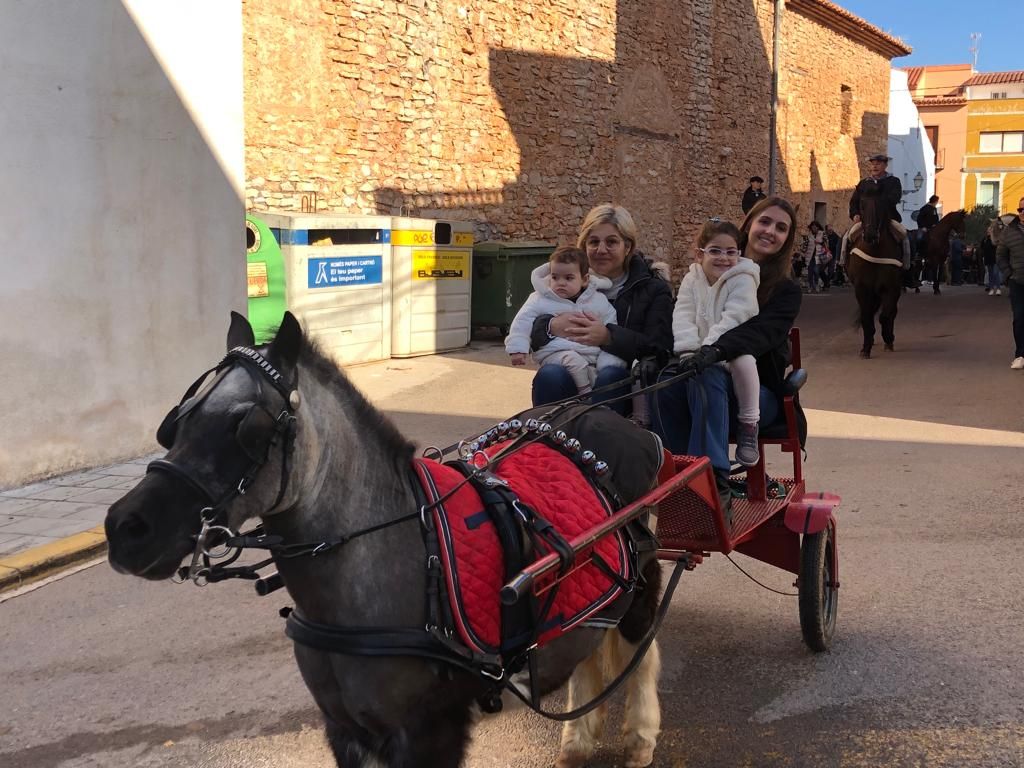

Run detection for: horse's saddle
[[413, 408, 662, 660]]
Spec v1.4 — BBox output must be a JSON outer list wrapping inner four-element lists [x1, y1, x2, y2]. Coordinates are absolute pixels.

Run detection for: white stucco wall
[[0, 0, 244, 487], [888, 69, 937, 226]]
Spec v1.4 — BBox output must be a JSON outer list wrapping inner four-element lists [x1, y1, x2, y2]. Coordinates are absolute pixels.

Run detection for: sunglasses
[[1018, 208, 1024, 213]]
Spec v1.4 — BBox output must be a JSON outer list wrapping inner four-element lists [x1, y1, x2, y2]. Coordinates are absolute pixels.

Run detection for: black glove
[[681, 345, 723, 374]]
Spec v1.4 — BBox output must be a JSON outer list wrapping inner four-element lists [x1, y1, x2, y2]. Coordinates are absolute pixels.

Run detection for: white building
[[888, 68, 937, 226], [0, 2, 245, 487]]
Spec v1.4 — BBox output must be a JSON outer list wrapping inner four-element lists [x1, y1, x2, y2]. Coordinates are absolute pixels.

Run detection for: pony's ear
[[270, 311, 303, 369], [227, 311, 255, 350]]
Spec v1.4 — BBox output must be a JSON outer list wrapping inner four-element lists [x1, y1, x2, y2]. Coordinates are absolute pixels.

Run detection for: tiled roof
[[787, 0, 912, 59], [964, 71, 1024, 87], [904, 66, 924, 91], [913, 96, 967, 107]]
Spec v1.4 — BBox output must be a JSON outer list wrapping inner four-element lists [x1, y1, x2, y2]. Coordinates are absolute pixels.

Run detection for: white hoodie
[[505, 263, 626, 369], [672, 258, 761, 353]]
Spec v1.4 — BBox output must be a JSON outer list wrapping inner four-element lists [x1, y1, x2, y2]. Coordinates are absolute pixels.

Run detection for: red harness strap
[[413, 442, 633, 657]]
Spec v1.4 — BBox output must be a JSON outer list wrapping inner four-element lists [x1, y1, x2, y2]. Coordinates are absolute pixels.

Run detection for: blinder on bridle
[[147, 346, 301, 582]]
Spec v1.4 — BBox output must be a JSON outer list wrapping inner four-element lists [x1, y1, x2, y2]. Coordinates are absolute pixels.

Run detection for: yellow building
[[961, 71, 1024, 214]]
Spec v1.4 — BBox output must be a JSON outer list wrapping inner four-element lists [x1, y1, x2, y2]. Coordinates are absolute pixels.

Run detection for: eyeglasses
[[1018, 208, 1024, 213], [700, 247, 741, 258]]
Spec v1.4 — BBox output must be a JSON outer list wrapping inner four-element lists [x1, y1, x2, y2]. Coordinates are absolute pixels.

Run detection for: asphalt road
[[3, 284, 1023, 768]]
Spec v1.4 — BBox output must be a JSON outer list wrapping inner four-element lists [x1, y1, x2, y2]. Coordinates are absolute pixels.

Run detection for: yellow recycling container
[[390, 217, 474, 357], [258, 212, 393, 366]]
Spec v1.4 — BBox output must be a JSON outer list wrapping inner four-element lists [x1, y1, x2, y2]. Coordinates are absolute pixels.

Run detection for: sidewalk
[[0, 454, 156, 592]]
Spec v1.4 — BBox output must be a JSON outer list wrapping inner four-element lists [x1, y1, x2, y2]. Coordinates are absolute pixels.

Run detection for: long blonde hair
[[576, 204, 638, 258]]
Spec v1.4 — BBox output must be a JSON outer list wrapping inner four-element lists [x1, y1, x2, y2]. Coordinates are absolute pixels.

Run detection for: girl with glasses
[[671, 218, 762, 466]]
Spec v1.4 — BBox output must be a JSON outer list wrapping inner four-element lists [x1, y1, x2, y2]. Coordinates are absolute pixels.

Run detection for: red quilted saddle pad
[[413, 442, 632, 657]]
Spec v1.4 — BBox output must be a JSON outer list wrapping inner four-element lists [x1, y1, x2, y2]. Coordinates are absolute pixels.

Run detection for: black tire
[[798, 521, 838, 652]]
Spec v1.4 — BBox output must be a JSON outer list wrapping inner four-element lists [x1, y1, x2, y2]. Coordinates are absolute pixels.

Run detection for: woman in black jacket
[[654, 197, 804, 511], [529, 203, 674, 414]]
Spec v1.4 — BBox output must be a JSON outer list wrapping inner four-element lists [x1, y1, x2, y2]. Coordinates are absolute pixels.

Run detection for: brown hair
[[696, 218, 742, 249], [549, 245, 589, 276], [739, 196, 798, 304]]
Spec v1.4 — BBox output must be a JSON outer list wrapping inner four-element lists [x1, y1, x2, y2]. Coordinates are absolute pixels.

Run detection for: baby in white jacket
[[505, 246, 626, 393], [673, 219, 762, 466]]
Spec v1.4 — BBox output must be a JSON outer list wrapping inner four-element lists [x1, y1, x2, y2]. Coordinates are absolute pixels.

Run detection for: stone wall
[[244, 0, 892, 274], [776, 4, 893, 229]]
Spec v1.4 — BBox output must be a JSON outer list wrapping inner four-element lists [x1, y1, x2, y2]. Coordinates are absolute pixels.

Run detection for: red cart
[[502, 329, 840, 652]]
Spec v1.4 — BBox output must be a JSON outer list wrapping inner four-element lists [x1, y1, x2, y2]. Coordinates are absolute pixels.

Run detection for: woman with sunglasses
[[655, 197, 805, 514]]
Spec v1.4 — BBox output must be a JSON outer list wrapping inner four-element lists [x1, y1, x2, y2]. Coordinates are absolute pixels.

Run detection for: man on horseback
[[847, 153, 912, 270]]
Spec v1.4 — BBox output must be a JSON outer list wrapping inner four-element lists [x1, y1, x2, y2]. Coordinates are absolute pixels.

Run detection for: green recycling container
[[471, 241, 555, 333], [246, 215, 287, 344]]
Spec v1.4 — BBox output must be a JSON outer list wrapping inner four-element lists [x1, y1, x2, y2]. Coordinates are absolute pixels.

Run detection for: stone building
[[244, 0, 909, 272]]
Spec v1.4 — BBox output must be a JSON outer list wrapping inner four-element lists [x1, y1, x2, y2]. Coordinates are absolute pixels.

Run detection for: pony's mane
[[294, 335, 415, 461]]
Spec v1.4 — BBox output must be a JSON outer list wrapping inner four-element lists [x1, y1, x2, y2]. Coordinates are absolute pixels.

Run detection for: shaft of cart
[[500, 456, 714, 605]]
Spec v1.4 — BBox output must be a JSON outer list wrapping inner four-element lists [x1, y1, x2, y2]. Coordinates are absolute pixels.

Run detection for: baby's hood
[[530, 262, 553, 293]]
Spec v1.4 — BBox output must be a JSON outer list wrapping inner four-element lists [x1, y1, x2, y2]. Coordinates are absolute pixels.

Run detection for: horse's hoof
[[623, 733, 657, 768], [859, 349, 871, 359], [884, 344, 894, 352]]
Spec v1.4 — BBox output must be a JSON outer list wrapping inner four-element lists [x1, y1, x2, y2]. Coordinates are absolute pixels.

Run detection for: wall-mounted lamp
[[913, 172, 924, 192]]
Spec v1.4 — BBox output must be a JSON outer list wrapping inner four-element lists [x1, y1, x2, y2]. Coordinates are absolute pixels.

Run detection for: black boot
[[714, 469, 733, 526]]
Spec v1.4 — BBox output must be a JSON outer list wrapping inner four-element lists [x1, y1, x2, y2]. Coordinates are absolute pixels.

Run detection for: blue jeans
[[653, 365, 780, 472], [531, 364, 632, 416], [987, 264, 1002, 290]]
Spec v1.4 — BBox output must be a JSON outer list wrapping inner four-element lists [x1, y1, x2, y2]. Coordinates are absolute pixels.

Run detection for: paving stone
[[64, 488, 129, 505], [0, 516, 93, 537], [2, 485, 83, 502], [0, 535, 50, 556], [79, 475, 134, 489], [48, 472, 111, 487], [21, 500, 110, 521], [112, 479, 143, 491], [52, 505, 109, 524], [95, 464, 147, 478], [0, 497, 45, 515], [0, 482, 58, 499]]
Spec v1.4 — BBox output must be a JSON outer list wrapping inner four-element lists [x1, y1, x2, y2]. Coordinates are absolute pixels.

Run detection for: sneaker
[[735, 421, 760, 467], [996, 289, 1002, 296], [1012, 357, 1024, 370], [987, 289, 994, 296]]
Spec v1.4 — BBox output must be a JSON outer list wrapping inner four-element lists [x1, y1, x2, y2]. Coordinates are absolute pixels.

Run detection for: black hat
[[749, 175, 764, 183], [867, 153, 891, 162]]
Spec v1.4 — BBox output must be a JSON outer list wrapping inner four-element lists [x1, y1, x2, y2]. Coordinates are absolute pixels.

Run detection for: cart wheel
[[798, 521, 837, 652]]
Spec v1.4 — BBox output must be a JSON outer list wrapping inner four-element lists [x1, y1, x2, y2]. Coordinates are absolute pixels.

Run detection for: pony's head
[[858, 182, 884, 246], [105, 312, 304, 579]]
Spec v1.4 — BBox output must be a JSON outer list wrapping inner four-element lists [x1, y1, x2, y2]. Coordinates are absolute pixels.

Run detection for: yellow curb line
[[0, 526, 107, 594]]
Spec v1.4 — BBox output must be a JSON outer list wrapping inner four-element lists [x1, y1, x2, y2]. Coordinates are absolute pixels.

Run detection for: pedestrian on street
[[996, 196, 1024, 370], [741, 176, 766, 214], [825, 225, 840, 287], [980, 231, 1001, 296], [917, 195, 940, 233]]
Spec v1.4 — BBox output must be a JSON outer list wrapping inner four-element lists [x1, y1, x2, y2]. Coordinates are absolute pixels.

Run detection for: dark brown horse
[[919, 209, 967, 295], [846, 185, 906, 358]]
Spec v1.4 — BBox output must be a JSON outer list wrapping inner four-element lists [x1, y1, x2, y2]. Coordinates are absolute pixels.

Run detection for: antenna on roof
[[969, 33, 981, 70]]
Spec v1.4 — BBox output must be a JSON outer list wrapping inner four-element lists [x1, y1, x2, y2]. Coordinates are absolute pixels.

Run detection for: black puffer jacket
[[530, 253, 674, 366]]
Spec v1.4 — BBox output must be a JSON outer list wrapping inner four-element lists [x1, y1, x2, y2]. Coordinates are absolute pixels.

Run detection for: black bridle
[[146, 346, 301, 585]]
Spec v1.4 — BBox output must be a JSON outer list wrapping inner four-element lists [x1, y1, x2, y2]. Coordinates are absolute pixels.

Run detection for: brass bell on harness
[[525, 418, 540, 432], [552, 430, 568, 444], [537, 422, 553, 434], [486, 428, 499, 443], [593, 460, 610, 476], [508, 418, 523, 434], [497, 421, 510, 435], [564, 438, 581, 453], [580, 450, 597, 465]]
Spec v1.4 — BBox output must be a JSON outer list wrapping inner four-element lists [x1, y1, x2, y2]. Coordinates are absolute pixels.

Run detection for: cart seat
[[756, 367, 806, 440]]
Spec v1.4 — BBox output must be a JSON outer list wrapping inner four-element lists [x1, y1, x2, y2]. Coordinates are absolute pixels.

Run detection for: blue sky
[[839, 1, 1019, 72]]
